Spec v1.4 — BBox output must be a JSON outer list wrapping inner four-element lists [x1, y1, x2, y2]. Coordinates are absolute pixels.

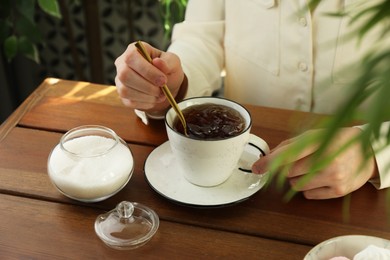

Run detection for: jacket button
[[299, 17, 307, 27], [260, 0, 276, 9], [298, 62, 308, 72]]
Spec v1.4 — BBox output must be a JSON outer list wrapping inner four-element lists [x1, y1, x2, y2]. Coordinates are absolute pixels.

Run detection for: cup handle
[[238, 134, 270, 173]]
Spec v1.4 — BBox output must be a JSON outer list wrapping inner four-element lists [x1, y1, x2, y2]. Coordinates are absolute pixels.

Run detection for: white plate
[[144, 141, 268, 207], [304, 235, 390, 260]]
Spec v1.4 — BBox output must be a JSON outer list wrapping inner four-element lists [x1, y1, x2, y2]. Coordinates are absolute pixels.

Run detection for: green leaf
[[18, 36, 40, 63], [160, 0, 188, 43], [14, 14, 42, 43], [15, 0, 36, 22], [37, 0, 62, 19], [4, 35, 18, 62], [349, 2, 390, 40], [308, 0, 321, 12]]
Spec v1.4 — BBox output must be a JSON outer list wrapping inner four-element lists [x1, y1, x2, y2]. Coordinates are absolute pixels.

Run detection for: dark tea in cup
[[173, 103, 246, 140]]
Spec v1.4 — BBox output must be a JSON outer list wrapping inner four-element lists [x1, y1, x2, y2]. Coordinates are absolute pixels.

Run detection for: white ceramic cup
[[165, 97, 270, 187]]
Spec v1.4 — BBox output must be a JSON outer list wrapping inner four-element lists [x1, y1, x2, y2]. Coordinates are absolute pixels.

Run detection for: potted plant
[[0, 0, 62, 63]]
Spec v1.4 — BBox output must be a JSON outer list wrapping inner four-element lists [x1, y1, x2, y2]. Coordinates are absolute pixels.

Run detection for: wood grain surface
[[0, 78, 389, 259]]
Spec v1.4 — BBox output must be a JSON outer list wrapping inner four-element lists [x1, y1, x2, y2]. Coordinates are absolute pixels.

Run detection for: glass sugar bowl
[[47, 125, 134, 202]]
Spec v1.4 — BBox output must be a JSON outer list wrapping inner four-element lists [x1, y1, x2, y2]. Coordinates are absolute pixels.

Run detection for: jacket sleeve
[[167, 0, 225, 98], [370, 121, 390, 189], [357, 122, 390, 189]]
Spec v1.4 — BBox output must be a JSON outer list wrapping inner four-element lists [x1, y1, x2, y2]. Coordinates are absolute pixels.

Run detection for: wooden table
[[1, 78, 389, 259]]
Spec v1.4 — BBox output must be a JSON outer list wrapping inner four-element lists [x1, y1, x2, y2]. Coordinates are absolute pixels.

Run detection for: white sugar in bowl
[[47, 125, 134, 202]]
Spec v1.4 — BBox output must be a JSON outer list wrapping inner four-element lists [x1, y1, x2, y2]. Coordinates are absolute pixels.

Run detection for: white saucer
[[144, 141, 268, 207]]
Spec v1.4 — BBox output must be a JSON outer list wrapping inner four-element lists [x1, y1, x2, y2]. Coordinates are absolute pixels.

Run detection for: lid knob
[[116, 201, 134, 219]]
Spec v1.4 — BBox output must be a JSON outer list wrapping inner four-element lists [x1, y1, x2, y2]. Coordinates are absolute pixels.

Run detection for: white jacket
[[167, 0, 390, 189]]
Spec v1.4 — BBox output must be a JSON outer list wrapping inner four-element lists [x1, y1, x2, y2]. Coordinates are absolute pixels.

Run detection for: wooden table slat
[[0, 194, 311, 259]]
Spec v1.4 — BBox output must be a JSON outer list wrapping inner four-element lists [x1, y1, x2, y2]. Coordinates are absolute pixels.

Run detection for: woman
[[114, 0, 390, 199]]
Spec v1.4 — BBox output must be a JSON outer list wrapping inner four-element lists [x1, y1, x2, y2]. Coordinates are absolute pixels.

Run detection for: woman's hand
[[115, 41, 185, 113], [252, 128, 378, 199]]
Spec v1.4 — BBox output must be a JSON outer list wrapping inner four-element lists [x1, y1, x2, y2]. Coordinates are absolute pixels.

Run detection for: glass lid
[[95, 201, 159, 250]]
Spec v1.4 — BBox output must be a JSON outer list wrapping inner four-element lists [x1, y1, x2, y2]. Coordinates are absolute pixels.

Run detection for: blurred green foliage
[[159, 0, 187, 43], [0, 0, 61, 63]]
